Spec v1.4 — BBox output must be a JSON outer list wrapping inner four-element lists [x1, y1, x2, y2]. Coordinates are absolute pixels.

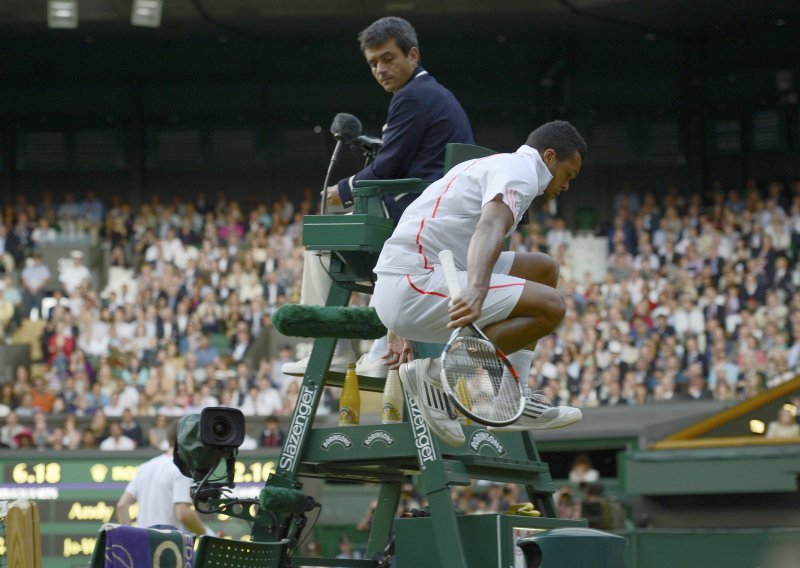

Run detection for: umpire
[[325, 16, 475, 222]]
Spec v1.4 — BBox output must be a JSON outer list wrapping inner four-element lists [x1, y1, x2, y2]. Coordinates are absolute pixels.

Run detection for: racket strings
[[442, 337, 522, 423]]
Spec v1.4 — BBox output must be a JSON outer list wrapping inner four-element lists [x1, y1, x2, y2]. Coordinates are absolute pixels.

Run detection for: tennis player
[[372, 121, 586, 445]]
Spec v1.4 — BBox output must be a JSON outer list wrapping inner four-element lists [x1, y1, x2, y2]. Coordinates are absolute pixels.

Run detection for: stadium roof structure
[[0, 0, 798, 41]]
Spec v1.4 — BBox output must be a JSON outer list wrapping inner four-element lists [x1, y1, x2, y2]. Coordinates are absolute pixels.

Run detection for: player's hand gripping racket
[[438, 250, 525, 427]]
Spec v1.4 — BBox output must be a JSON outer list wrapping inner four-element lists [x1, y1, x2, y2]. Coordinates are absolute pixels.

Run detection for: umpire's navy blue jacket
[[337, 66, 474, 223]]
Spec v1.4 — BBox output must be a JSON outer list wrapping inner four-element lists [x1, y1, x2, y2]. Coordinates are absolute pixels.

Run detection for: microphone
[[329, 113, 362, 142], [322, 112, 363, 213], [356, 134, 383, 150]]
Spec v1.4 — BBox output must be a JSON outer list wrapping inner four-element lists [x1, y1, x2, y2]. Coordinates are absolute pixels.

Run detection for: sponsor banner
[[362, 430, 396, 448], [407, 397, 436, 467], [320, 433, 354, 450], [278, 383, 318, 471], [469, 430, 507, 456]]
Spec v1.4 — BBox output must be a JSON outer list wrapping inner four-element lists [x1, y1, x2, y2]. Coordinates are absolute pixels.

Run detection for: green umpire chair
[[194, 536, 291, 568], [270, 142, 624, 568]]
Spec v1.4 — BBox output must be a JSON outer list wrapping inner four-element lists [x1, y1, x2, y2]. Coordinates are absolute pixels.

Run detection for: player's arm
[[448, 197, 513, 329], [115, 491, 136, 525], [174, 502, 212, 536]]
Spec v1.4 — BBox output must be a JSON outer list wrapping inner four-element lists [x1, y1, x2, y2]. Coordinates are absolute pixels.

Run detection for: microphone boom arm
[[321, 139, 344, 215]]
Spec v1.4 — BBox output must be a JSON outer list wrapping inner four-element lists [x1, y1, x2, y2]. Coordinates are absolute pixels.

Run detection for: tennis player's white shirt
[[124, 453, 193, 530], [373, 145, 552, 343], [376, 145, 551, 275]]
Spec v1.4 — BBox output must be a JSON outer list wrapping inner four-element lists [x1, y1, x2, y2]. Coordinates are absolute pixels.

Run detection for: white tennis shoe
[[488, 392, 582, 432], [281, 350, 356, 376], [398, 358, 465, 447], [355, 353, 389, 379]]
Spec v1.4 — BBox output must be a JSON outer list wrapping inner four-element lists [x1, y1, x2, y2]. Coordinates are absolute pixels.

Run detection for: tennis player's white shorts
[[373, 251, 525, 344]]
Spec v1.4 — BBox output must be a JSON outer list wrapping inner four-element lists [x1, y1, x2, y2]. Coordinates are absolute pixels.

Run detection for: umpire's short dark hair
[[358, 17, 418, 54], [526, 121, 588, 161]]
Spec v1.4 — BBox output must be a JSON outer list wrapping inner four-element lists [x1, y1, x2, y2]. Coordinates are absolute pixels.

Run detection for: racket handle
[[439, 249, 462, 298]]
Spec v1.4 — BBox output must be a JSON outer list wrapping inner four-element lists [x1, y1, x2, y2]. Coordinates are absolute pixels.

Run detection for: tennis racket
[[438, 249, 525, 427]]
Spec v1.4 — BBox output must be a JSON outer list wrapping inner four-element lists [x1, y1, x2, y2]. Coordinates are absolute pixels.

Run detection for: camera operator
[[115, 421, 213, 536], [285, 16, 475, 378]]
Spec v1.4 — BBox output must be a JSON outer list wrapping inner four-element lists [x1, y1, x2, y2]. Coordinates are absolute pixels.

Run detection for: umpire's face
[[364, 38, 420, 94]]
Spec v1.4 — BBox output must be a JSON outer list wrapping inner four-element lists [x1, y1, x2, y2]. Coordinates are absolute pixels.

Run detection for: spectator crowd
[[1, 173, 800, 451], [520, 177, 800, 408]]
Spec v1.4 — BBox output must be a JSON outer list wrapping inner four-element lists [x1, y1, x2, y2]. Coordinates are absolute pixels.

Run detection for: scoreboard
[[0, 450, 279, 568]]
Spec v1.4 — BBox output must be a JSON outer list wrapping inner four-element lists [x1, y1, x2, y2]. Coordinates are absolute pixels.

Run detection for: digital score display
[[0, 452, 279, 568]]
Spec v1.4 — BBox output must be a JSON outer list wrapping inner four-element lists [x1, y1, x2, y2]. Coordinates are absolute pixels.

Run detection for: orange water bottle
[[381, 369, 404, 424], [339, 362, 361, 426]]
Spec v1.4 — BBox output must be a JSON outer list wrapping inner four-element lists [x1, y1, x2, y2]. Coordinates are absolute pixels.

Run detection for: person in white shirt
[[238, 379, 283, 417], [31, 217, 58, 246], [59, 250, 92, 294], [672, 293, 706, 349], [104, 392, 127, 418], [766, 407, 800, 438], [546, 217, 573, 252], [158, 395, 186, 418], [255, 377, 283, 416], [99, 421, 136, 451], [238, 387, 263, 417], [373, 121, 586, 446], [196, 384, 219, 408], [80, 322, 111, 359], [115, 421, 212, 535]]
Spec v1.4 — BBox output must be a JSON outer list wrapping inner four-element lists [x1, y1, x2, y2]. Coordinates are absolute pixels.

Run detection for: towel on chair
[[94, 523, 194, 568]]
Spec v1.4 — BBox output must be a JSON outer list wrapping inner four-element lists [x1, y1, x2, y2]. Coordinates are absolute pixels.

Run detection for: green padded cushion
[[272, 305, 387, 339]]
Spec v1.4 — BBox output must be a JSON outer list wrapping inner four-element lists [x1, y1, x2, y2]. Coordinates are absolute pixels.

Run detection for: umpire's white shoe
[[399, 358, 465, 447], [355, 353, 389, 379], [489, 393, 582, 432], [281, 350, 356, 376]]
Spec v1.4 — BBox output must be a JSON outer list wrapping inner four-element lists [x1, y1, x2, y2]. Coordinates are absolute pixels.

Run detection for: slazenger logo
[[278, 384, 317, 471], [362, 430, 396, 448], [321, 433, 353, 450], [469, 430, 506, 456], [407, 397, 436, 465]]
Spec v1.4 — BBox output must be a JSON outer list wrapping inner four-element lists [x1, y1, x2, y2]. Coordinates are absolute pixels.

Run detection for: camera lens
[[212, 418, 230, 440], [199, 407, 245, 449]]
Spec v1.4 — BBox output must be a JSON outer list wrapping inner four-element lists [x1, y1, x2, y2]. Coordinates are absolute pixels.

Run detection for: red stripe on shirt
[[415, 174, 459, 270], [505, 187, 517, 217], [414, 153, 502, 270], [405, 274, 448, 298], [405, 275, 523, 299], [488, 282, 525, 290]]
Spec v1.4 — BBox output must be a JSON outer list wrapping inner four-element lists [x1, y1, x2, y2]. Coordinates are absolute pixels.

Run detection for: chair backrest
[[443, 143, 497, 174], [194, 536, 290, 568]]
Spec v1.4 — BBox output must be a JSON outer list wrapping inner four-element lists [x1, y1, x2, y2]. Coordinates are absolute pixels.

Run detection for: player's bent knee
[[511, 252, 560, 288], [543, 292, 567, 332], [543, 257, 560, 288], [511, 284, 564, 324]]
